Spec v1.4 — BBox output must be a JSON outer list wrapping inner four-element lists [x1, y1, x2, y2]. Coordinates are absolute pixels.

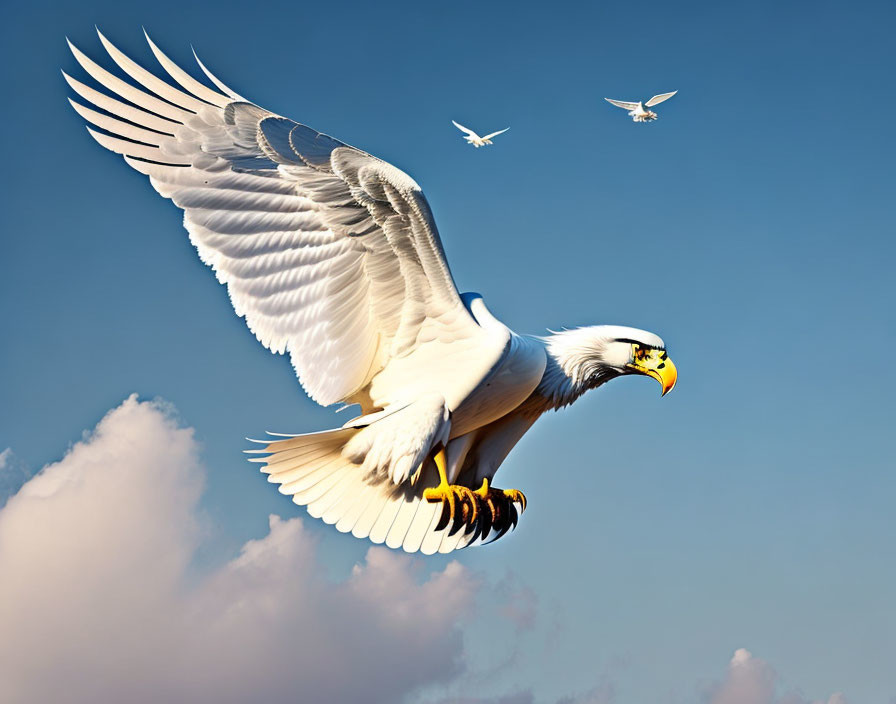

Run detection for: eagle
[[605, 91, 678, 122], [451, 120, 510, 147], [64, 31, 677, 555]]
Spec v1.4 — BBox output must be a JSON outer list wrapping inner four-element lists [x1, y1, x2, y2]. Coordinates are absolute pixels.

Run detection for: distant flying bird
[[604, 91, 678, 122], [452, 120, 509, 147], [64, 31, 677, 555]]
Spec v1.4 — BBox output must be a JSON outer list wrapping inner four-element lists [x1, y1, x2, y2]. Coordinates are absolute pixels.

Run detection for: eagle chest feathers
[[448, 328, 546, 438]]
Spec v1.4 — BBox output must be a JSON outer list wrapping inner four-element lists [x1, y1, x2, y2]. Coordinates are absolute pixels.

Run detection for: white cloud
[[0, 397, 858, 704], [708, 648, 778, 704], [706, 649, 848, 704], [0, 396, 481, 704]]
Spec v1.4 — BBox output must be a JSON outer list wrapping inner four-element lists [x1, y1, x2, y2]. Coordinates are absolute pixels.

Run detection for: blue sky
[[1, 0, 894, 702]]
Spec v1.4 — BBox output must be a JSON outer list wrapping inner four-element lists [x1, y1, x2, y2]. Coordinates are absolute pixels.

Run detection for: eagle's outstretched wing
[[645, 90, 677, 107], [481, 127, 510, 140], [65, 30, 503, 410], [451, 119, 480, 139], [604, 97, 639, 110]]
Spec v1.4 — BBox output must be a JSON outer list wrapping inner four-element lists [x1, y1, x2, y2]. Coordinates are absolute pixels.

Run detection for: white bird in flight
[[604, 91, 678, 122], [64, 30, 677, 555], [452, 120, 509, 147]]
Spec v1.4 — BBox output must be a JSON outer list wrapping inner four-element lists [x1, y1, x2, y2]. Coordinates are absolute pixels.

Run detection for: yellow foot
[[424, 482, 479, 532], [421, 446, 527, 542], [472, 478, 527, 542], [423, 447, 478, 533]]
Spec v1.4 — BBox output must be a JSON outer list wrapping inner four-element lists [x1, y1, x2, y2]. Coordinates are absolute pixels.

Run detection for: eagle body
[[64, 31, 677, 555], [629, 102, 658, 122], [604, 91, 678, 122]]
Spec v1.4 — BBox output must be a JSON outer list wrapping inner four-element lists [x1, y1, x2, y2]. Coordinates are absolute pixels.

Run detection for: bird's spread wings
[[604, 98, 639, 110], [481, 127, 509, 140], [451, 120, 480, 139], [66, 30, 494, 408], [645, 90, 677, 107]]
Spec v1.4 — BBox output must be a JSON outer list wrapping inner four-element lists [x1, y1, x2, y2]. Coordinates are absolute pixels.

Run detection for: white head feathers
[[536, 325, 665, 409]]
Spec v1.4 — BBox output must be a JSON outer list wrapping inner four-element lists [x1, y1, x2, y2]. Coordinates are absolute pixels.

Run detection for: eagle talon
[[502, 488, 527, 513], [427, 485, 456, 531], [470, 478, 525, 539], [427, 484, 480, 527], [486, 501, 517, 544], [425, 448, 481, 532], [449, 490, 480, 536], [477, 479, 527, 516]]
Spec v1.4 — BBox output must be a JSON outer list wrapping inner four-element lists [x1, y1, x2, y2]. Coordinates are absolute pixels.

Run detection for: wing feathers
[[645, 90, 677, 107], [451, 120, 478, 138], [95, 30, 210, 113], [191, 46, 246, 101], [69, 99, 170, 145], [366, 490, 405, 542], [63, 71, 179, 135], [385, 495, 425, 549], [481, 127, 509, 140], [66, 32, 488, 407], [337, 482, 385, 533], [604, 98, 639, 110], [143, 31, 231, 108], [86, 127, 192, 164], [67, 39, 191, 122]]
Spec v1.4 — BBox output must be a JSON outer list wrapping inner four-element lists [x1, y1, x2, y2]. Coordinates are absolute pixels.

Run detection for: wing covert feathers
[[64, 30, 482, 408]]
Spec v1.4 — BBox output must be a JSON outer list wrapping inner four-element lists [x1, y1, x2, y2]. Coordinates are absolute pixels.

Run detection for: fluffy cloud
[[706, 649, 847, 704], [0, 396, 480, 704], [0, 397, 857, 704]]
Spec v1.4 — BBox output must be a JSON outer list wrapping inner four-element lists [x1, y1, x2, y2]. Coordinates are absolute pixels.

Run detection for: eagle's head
[[543, 325, 677, 403]]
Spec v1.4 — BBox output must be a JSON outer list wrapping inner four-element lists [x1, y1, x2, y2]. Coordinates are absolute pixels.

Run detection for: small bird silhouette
[[451, 120, 510, 147], [604, 91, 678, 122]]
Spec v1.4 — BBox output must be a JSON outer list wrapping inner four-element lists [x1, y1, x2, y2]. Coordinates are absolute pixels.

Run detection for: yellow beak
[[647, 357, 677, 396]]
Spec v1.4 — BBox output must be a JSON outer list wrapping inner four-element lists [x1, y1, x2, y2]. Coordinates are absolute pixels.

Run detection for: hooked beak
[[627, 349, 677, 396], [646, 357, 677, 396]]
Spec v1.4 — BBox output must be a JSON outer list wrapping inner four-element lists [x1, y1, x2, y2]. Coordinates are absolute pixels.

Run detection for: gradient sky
[[1, 0, 894, 701]]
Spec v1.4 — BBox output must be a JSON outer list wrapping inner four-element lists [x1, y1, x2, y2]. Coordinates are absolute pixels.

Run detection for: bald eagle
[[64, 31, 677, 555]]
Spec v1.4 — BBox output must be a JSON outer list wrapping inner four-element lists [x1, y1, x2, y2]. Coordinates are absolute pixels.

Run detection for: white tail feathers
[[251, 427, 478, 555]]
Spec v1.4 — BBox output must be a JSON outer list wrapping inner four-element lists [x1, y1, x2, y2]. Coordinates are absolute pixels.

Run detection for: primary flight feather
[[64, 30, 677, 555]]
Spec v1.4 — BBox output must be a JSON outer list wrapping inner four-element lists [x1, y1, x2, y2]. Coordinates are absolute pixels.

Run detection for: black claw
[[508, 501, 519, 530], [464, 514, 482, 545], [479, 490, 521, 545], [493, 497, 508, 532], [483, 494, 501, 540], [447, 516, 464, 537], [497, 501, 519, 543], [493, 502, 511, 538], [447, 499, 468, 536], [434, 499, 452, 532], [464, 494, 478, 523]]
